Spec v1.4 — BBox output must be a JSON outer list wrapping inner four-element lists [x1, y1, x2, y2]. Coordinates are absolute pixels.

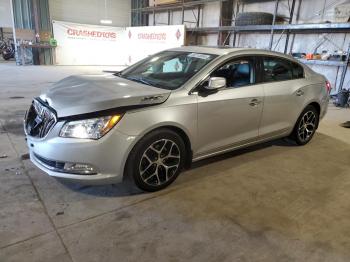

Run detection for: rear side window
[[262, 57, 293, 82], [291, 62, 304, 79]]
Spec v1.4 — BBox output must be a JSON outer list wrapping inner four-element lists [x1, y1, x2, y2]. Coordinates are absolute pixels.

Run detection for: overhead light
[[100, 19, 112, 24]]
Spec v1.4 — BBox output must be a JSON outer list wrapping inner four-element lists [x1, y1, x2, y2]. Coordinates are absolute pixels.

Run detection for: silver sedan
[[24, 46, 330, 191]]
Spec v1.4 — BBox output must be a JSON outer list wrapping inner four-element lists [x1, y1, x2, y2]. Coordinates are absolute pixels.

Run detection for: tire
[[291, 105, 319, 145], [235, 12, 274, 26], [126, 128, 186, 192], [2, 54, 12, 60]]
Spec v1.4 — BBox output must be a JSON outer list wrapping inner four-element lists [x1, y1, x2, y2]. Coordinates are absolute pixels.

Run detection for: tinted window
[[263, 57, 293, 82], [212, 58, 255, 88], [121, 51, 217, 90], [291, 62, 304, 79]]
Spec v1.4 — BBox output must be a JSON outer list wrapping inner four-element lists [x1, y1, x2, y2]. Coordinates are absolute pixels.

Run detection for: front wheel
[[291, 105, 319, 145], [126, 129, 186, 192]]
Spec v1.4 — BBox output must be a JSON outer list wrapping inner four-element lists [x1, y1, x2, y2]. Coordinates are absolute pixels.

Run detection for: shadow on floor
[[191, 137, 297, 170], [55, 136, 303, 197], [56, 177, 143, 197]]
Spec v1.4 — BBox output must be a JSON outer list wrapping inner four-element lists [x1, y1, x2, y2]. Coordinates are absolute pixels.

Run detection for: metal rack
[[131, 0, 227, 26], [297, 59, 347, 67], [186, 22, 350, 33], [132, 0, 350, 91]]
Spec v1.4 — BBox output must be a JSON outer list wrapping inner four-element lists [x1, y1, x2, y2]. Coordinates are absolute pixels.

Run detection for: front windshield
[[120, 51, 217, 90]]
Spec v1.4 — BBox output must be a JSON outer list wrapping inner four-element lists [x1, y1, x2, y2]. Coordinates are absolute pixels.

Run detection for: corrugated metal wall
[[12, 0, 52, 64], [38, 0, 52, 65], [12, 0, 33, 29], [131, 0, 149, 26]]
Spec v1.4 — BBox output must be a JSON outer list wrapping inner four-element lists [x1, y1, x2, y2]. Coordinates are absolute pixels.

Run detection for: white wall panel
[[49, 0, 131, 27], [0, 0, 12, 27]]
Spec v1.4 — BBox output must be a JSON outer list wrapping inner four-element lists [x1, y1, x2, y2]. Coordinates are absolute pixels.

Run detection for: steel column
[[181, 0, 185, 24], [9, 0, 18, 61], [338, 42, 350, 91], [284, 0, 296, 53], [269, 0, 279, 50]]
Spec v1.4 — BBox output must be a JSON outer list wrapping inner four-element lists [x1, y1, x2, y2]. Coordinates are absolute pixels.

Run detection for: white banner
[[124, 25, 185, 65], [52, 21, 185, 66], [52, 20, 126, 65]]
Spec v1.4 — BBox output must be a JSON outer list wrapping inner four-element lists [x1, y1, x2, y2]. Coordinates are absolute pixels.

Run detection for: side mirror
[[206, 77, 226, 90]]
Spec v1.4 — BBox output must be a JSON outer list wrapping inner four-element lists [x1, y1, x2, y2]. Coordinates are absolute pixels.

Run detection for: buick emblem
[[33, 115, 43, 128]]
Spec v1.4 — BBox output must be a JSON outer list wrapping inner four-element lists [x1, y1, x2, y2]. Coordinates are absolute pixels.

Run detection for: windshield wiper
[[113, 71, 123, 76], [125, 76, 154, 87]]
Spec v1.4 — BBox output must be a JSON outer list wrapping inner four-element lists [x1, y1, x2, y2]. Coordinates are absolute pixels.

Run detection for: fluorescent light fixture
[[100, 19, 112, 24]]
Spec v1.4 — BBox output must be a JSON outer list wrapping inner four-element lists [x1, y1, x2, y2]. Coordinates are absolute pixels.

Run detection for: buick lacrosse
[[24, 46, 330, 191]]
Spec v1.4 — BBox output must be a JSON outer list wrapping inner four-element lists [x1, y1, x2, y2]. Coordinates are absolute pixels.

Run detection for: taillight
[[325, 81, 331, 93]]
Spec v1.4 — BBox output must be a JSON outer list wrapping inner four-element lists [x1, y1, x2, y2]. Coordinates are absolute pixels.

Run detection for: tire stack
[[235, 12, 274, 26]]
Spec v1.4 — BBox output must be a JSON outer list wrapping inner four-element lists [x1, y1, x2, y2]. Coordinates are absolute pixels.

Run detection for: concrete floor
[[0, 63, 350, 262]]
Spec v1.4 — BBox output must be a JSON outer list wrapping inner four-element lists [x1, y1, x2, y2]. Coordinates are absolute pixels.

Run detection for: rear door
[[258, 56, 306, 138]]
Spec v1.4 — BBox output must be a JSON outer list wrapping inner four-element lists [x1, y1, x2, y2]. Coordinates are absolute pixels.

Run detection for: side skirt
[[192, 129, 291, 162]]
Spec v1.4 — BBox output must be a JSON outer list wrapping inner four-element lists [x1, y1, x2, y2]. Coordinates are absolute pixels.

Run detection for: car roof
[[168, 46, 295, 59], [168, 46, 314, 75], [169, 46, 245, 55]]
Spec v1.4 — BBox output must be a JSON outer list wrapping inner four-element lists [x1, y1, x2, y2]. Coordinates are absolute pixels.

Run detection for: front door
[[196, 57, 264, 157]]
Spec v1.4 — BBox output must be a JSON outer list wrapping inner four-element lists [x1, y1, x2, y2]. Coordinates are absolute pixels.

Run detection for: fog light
[[63, 163, 97, 175]]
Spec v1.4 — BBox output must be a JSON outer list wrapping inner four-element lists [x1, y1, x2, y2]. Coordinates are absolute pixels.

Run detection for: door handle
[[249, 98, 261, 107], [296, 90, 304, 96]]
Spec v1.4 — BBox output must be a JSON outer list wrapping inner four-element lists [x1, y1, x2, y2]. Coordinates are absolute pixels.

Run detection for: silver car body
[[25, 46, 329, 184]]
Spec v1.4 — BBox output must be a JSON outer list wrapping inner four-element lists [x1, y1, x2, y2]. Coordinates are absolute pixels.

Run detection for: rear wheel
[[126, 129, 186, 192], [291, 105, 319, 145]]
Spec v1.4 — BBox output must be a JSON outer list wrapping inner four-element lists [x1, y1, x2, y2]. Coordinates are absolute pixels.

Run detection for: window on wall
[[211, 58, 256, 88], [262, 57, 293, 82]]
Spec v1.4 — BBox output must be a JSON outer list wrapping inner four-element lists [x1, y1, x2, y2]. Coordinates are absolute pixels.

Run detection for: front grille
[[25, 99, 57, 138], [34, 153, 65, 170]]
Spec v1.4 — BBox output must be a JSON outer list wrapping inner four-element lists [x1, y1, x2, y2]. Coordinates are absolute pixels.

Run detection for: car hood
[[39, 74, 171, 118]]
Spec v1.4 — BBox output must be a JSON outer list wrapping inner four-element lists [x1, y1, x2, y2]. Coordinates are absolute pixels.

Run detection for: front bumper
[[26, 122, 137, 185]]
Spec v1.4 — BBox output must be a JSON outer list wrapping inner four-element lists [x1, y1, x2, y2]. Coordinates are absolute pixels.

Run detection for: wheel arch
[[307, 101, 321, 128], [159, 125, 193, 168], [122, 124, 193, 180], [292, 100, 321, 133], [308, 101, 321, 115]]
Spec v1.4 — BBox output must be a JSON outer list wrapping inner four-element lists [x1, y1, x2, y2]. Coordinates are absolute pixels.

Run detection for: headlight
[[59, 115, 122, 139]]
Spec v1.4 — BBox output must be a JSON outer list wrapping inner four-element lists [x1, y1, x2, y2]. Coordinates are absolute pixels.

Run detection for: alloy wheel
[[139, 139, 181, 186], [298, 110, 317, 142]]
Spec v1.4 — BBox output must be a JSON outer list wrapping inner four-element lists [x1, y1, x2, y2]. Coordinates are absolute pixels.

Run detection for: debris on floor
[[9, 96, 25, 99], [21, 153, 30, 160], [0, 154, 8, 159], [56, 211, 65, 216]]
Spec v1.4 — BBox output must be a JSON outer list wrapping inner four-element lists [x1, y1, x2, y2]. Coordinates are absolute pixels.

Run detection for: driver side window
[[211, 58, 256, 88]]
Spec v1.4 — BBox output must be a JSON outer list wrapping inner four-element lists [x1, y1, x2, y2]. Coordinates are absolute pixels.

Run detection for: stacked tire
[[235, 12, 274, 26]]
